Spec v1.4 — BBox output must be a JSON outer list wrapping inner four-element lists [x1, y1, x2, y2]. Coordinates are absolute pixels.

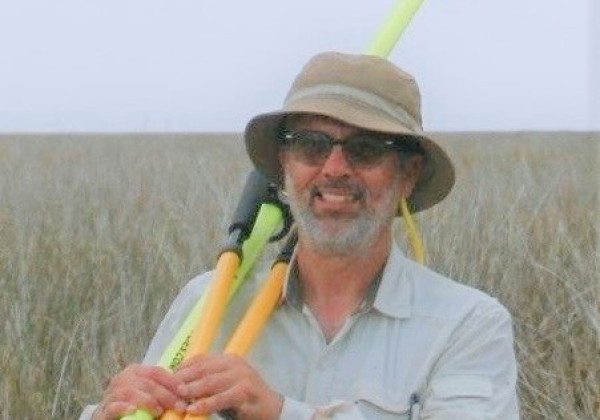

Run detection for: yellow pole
[[368, 0, 428, 264], [223, 262, 288, 356], [182, 261, 289, 420], [400, 199, 425, 264], [160, 251, 241, 420]]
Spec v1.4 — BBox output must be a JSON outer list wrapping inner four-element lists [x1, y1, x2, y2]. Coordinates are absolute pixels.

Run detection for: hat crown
[[285, 52, 423, 128]]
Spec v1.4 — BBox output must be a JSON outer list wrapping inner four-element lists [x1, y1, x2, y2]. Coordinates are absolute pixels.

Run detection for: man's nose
[[320, 145, 352, 177]]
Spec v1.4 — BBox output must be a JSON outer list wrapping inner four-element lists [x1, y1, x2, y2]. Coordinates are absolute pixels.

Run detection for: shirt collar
[[372, 243, 413, 319], [281, 242, 413, 319]]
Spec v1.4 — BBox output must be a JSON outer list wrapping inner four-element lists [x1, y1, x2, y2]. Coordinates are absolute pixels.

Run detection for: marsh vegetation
[[0, 132, 597, 419]]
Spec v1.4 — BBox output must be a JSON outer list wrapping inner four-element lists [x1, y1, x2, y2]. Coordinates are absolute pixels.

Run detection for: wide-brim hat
[[244, 51, 455, 214]]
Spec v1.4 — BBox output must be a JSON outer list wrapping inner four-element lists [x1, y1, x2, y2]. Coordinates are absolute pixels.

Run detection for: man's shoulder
[[400, 253, 510, 321], [181, 270, 214, 296]]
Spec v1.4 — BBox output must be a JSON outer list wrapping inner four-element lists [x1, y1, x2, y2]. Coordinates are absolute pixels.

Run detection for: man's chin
[[311, 200, 362, 218], [304, 224, 367, 256], [312, 206, 362, 220], [312, 216, 357, 232]]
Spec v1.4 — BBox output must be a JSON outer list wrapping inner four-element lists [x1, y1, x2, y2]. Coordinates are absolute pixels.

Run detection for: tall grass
[[0, 132, 598, 419]]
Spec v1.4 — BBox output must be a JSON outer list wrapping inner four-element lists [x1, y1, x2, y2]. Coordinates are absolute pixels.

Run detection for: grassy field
[[0, 132, 598, 419]]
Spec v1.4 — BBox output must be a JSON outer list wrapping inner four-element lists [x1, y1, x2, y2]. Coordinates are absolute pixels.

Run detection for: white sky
[[0, 0, 597, 132]]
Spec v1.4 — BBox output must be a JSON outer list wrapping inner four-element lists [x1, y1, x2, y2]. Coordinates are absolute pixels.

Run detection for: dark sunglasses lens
[[344, 135, 389, 166], [287, 131, 332, 164]]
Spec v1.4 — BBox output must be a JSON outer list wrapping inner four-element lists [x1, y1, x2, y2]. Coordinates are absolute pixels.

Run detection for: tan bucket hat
[[244, 51, 455, 213]]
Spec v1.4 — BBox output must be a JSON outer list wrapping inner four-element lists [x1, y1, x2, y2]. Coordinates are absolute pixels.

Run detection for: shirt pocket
[[351, 380, 412, 419]]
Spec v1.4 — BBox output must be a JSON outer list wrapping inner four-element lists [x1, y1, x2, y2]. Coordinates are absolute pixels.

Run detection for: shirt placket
[[302, 306, 361, 405]]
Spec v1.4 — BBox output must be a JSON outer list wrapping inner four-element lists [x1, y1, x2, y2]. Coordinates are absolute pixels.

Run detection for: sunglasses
[[281, 130, 419, 167]]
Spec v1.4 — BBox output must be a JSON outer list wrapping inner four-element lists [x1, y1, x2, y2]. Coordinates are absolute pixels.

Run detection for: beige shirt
[[80, 243, 519, 419]]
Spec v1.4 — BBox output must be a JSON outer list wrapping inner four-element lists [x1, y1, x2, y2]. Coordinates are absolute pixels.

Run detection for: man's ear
[[398, 155, 423, 199]]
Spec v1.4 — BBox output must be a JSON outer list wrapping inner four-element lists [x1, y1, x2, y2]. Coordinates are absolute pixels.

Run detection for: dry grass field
[[0, 132, 598, 419]]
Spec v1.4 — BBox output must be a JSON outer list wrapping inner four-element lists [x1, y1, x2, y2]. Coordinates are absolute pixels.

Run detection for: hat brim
[[244, 97, 455, 214]]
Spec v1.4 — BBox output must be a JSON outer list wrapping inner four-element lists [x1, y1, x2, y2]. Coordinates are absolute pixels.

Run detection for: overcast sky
[[0, 0, 597, 132]]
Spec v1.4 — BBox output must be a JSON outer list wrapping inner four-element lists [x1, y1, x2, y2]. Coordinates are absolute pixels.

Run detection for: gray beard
[[284, 174, 399, 256]]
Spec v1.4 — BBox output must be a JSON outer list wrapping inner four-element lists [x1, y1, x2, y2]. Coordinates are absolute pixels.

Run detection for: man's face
[[280, 115, 421, 256]]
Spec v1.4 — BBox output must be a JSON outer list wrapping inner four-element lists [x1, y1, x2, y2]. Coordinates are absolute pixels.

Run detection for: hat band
[[285, 83, 421, 132]]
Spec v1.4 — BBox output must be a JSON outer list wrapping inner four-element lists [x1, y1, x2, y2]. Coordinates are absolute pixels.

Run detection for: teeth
[[311, 185, 363, 203], [321, 194, 352, 203], [320, 192, 355, 203]]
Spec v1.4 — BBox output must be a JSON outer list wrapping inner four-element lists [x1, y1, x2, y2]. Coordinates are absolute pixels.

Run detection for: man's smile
[[309, 184, 365, 214]]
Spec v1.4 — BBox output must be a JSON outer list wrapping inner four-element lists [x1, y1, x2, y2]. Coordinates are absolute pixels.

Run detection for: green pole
[[367, 0, 425, 57]]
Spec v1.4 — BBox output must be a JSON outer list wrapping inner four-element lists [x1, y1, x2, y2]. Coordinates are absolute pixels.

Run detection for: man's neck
[[295, 233, 392, 340]]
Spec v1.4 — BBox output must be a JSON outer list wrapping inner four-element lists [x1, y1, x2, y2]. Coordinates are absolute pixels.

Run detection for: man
[[82, 52, 519, 419]]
